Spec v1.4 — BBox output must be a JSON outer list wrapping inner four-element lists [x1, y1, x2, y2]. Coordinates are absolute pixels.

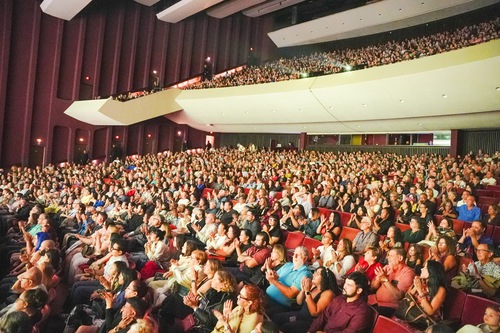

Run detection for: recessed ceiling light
[[442, 94, 447, 98], [272, 110, 275, 113], [299, 109, 303, 112], [362, 104, 367, 107], [418, 123, 422, 126], [400, 99, 404, 103], [496, 87, 500, 91], [221, 113, 224, 115], [357, 125, 361, 128], [329, 106, 333, 109], [244, 111, 248, 114]]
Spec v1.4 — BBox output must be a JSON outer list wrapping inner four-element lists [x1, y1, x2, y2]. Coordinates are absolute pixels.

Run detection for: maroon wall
[[0, 0, 276, 167]]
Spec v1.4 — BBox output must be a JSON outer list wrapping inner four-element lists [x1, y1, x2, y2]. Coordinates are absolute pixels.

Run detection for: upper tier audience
[[109, 16, 499, 101], [186, 18, 500, 90]]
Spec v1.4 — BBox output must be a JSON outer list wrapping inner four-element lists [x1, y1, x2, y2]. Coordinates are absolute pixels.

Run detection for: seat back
[[301, 237, 322, 259], [395, 222, 411, 232], [318, 207, 333, 219], [461, 294, 500, 326], [478, 196, 498, 206], [338, 227, 360, 242], [443, 287, 467, 322], [339, 211, 354, 226], [475, 189, 493, 198], [202, 188, 213, 198], [451, 219, 465, 236], [492, 226, 500, 245], [34, 304, 51, 332], [372, 315, 413, 333], [284, 231, 305, 250]]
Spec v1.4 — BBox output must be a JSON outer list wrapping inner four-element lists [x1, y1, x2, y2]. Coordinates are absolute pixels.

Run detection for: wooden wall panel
[[81, 10, 106, 99], [0, 1, 278, 167], [180, 18, 195, 80], [0, 0, 13, 156], [460, 130, 500, 156], [57, 19, 85, 100], [2, 0, 41, 166], [133, 6, 155, 89], [98, 4, 125, 96], [117, 2, 140, 93], [191, 15, 208, 76]]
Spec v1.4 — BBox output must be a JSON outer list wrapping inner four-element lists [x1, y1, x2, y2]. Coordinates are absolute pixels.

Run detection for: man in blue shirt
[[265, 245, 312, 316], [457, 195, 482, 222], [458, 220, 493, 259]]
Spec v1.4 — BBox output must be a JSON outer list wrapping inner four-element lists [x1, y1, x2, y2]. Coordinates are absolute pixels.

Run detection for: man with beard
[[307, 271, 373, 333], [227, 231, 271, 283]]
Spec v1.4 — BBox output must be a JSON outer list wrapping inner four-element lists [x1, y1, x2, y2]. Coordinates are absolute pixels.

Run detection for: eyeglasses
[[476, 249, 492, 253], [237, 294, 250, 301], [111, 247, 120, 251]]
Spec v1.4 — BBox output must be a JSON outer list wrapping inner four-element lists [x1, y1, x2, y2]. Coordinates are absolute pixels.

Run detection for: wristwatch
[[305, 291, 311, 296]]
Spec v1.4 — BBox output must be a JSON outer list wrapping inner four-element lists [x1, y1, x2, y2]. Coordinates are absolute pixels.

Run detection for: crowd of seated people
[[185, 17, 499, 90], [0, 146, 498, 332], [104, 15, 499, 101]]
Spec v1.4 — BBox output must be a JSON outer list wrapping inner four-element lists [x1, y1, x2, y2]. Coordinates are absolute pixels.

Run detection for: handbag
[[248, 271, 266, 287], [394, 291, 437, 330], [181, 313, 196, 332]]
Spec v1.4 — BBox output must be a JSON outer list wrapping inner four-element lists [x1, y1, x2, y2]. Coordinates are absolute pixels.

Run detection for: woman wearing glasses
[[212, 284, 264, 333]]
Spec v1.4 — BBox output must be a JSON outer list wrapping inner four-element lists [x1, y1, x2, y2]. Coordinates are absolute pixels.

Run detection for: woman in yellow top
[[212, 284, 264, 333]]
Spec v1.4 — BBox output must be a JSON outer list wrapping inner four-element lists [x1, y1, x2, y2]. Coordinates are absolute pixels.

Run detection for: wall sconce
[[79, 137, 84, 142], [36, 138, 42, 145], [177, 131, 182, 137], [146, 134, 152, 138], [115, 135, 120, 140]]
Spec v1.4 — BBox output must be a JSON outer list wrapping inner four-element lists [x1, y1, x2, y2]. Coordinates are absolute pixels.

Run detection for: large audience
[[185, 18, 499, 89], [0, 146, 499, 333], [109, 15, 500, 101]]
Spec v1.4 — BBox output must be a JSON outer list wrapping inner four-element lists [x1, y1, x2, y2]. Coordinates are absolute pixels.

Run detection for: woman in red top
[[347, 246, 383, 282]]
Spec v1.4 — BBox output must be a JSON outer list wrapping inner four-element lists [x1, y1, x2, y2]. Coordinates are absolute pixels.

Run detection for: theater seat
[[395, 222, 411, 232], [491, 226, 500, 245], [318, 207, 333, 219], [301, 237, 322, 259], [443, 287, 467, 331], [461, 294, 500, 326], [284, 232, 305, 250], [372, 316, 413, 333], [337, 227, 360, 242], [478, 196, 498, 206]]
